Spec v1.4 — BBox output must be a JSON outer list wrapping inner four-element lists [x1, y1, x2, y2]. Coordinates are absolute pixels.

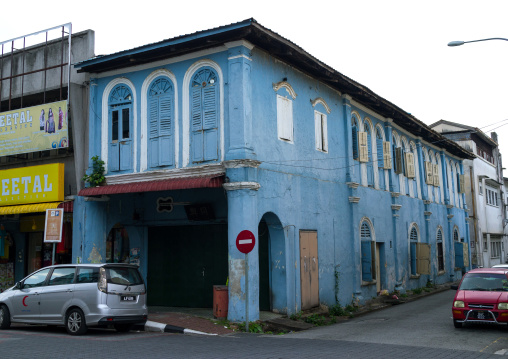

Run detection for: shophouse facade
[[431, 120, 506, 267], [74, 19, 473, 321], [0, 25, 94, 290]]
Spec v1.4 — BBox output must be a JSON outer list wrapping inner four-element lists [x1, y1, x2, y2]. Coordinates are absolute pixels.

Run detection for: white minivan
[[0, 263, 147, 335]]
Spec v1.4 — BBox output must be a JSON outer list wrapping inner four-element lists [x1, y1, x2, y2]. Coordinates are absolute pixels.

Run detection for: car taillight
[[98, 267, 107, 293]]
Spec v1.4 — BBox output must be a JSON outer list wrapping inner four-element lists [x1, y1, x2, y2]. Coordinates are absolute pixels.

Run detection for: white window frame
[[486, 187, 499, 207], [277, 94, 293, 142], [314, 110, 328, 152]]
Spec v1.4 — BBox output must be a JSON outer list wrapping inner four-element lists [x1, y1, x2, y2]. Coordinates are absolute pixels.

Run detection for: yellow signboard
[[0, 100, 68, 156], [0, 163, 64, 206]]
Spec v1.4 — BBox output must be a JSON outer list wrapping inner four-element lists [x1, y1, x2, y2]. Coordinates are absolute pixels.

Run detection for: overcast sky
[[2, 0, 508, 159]]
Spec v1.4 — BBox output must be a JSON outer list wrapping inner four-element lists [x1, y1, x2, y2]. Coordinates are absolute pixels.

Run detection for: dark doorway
[[258, 220, 271, 311], [147, 224, 228, 308]]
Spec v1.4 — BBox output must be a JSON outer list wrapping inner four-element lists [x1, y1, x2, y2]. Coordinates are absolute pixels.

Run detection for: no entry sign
[[236, 230, 256, 254]]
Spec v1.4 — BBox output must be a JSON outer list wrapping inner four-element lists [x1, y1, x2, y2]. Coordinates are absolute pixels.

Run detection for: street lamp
[[448, 38, 508, 47]]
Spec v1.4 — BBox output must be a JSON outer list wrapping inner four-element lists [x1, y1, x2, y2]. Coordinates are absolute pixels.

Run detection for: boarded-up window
[[417, 243, 431, 275], [458, 174, 465, 193]]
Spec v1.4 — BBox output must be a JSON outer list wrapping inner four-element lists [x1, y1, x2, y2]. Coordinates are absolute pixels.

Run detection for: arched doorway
[[258, 212, 287, 313]]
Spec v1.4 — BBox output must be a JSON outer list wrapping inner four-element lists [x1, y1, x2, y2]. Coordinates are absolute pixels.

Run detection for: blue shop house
[[74, 19, 473, 321]]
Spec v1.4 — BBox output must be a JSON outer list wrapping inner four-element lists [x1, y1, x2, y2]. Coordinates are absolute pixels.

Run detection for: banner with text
[[0, 100, 68, 156], [0, 163, 64, 206]]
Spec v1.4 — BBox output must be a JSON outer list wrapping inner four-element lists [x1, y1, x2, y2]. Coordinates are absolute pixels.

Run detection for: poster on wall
[[0, 100, 68, 157], [44, 208, 64, 243]]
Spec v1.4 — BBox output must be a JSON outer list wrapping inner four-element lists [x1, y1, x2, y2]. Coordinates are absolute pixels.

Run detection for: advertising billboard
[[0, 163, 64, 206], [0, 100, 68, 156]]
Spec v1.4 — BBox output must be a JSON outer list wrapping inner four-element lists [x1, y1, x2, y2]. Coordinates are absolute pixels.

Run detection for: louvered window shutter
[[459, 174, 465, 193], [433, 163, 440, 187], [359, 131, 368, 162], [203, 85, 218, 161], [377, 137, 384, 168], [148, 98, 159, 167], [159, 94, 173, 166], [405, 152, 415, 178], [425, 162, 433, 185], [361, 241, 373, 282], [383, 141, 392, 169], [395, 147, 403, 174], [454, 241, 464, 268], [191, 86, 204, 162], [352, 126, 359, 160]]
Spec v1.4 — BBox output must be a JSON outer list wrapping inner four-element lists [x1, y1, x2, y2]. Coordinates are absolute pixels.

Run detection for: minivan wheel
[[66, 308, 87, 335], [453, 320, 462, 329], [0, 305, 11, 329], [114, 324, 132, 333]]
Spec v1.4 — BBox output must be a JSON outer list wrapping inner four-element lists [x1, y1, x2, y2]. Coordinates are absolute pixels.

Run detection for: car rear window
[[106, 267, 143, 286], [77, 268, 99, 283], [460, 273, 508, 291]]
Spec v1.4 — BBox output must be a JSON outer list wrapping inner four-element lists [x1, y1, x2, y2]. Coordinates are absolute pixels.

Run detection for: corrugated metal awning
[[58, 201, 74, 212], [0, 202, 61, 215], [78, 175, 225, 196]]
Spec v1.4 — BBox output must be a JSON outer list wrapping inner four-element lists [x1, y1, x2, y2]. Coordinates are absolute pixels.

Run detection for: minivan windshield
[[459, 273, 508, 292], [107, 267, 143, 286]]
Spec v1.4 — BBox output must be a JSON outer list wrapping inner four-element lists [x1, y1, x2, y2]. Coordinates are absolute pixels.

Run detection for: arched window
[[190, 67, 219, 163], [361, 222, 375, 282], [148, 77, 175, 168], [437, 229, 444, 272], [376, 127, 385, 189], [108, 85, 133, 172], [410, 226, 418, 276], [365, 124, 373, 187], [453, 228, 465, 269], [352, 115, 359, 160]]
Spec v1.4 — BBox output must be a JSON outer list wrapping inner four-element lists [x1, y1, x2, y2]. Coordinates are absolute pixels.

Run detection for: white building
[[431, 120, 506, 268]]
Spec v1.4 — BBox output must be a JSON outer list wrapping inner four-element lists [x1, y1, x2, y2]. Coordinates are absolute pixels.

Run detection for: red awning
[[78, 175, 224, 196], [58, 201, 74, 212]]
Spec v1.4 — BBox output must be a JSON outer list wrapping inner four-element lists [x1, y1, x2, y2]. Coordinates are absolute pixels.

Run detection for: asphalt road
[[0, 290, 507, 358]]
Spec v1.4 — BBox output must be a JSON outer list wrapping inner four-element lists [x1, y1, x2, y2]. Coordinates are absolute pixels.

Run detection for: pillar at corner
[[223, 159, 260, 322]]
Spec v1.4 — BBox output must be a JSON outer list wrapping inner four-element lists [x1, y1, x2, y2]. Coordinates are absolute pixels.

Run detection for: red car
[[452, 268, 508, 328]]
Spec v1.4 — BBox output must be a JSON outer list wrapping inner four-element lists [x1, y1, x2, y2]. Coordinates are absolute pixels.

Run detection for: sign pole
[[246, 252, 249, 333], [52, 243, 56, 265], [235, 230, 256, 333]]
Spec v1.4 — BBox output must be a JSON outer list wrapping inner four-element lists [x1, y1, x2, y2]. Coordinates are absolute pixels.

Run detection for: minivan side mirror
[[450, 285, 459, 290]]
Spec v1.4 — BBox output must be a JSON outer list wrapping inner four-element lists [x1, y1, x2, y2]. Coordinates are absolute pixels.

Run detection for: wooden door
[[300, 231, 319, 310]]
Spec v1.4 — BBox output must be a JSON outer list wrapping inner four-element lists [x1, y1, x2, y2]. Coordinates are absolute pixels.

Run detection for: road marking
[[494, 349, 507, 355]]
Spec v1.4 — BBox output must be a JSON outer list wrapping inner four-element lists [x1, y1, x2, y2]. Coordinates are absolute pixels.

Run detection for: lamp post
[[448, 38, 508, 47]]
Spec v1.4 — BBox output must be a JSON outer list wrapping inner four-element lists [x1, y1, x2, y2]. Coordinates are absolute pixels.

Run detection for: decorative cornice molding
[[423, 200, 431, 205], [424, 211, 432, 216], [447, 214, 454, 219], [223, 182, 260, 191], [311, 97, 331, 114], [391, 192, 401, 197], [349, 196, 360, 203], [446, 205, 454, 209], [272, 81, 297, 99], [223, 159, 261, 169], [347, 182, 360, 189], [391, 204, 402, 211], [105, 163, 225, 185]]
